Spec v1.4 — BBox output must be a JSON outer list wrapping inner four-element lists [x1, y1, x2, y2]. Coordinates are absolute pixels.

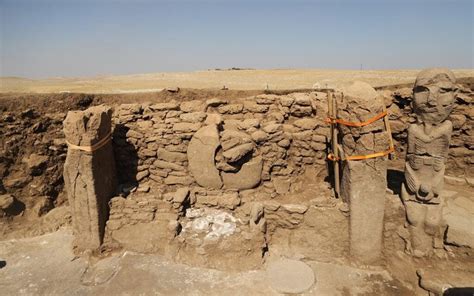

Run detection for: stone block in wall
[[149, 102, 180, 111], [244, 101, 270, 113], [179, 112, 207, 123], [180, 100, 206, 112], [217, 104, 244, 114], [172, 122, 201, 133]]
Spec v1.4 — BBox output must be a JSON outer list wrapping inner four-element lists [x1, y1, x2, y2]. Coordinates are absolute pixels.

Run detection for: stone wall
[[112, 92, 330, 194], [111, 86, 473, 194]]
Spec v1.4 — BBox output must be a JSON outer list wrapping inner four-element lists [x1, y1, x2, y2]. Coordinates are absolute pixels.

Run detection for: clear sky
[[1, 0, 472, 78]]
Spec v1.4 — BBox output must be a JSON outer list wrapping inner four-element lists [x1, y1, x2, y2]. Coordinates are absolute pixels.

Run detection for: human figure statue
[[401, 68, 457, 257]]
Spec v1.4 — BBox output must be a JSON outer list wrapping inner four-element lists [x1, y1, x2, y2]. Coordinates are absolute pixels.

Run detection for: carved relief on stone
[[401, 68, 457, 257], [187, 119, 263, 190]]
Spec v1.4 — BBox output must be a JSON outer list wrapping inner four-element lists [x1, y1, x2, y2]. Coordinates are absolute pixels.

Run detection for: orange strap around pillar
[[327, 146, 395, 162], [66, 131, 112, 152], [325, 110, 388, 127]]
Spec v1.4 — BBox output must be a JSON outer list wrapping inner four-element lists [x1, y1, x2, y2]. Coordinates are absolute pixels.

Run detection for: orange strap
[[66, 131, 112, 152], [328, 146, 395, 161], [325, 110, 388, 127]]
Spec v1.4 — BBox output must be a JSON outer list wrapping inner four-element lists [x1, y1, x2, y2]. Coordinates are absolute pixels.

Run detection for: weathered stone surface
[[294, 118, 318, 130], [401, 69, 457, 257], [164, 176, 194, 185], [0, 194, 15, 210], [251, 130, 268, 143], [244, 101, 269, 113], [179, 112, 207, 123], [217, 104, 243, 114], [206, 98, 228, 107], [180, 100, 206, 112], [157, 148, 187, 163], [339, 81, 388, 264], [23, 153, 48, 176], [149, 102, 179, 111], [63, 105, 117, 251], [172, 122, 201, 133], [187, 125, 223, 189], [173, 187, 190, 204], [222, 143, 255, 163], [443, 196, 474, 248], [222, 156, 263, 190], [267, 259, 315, 294]]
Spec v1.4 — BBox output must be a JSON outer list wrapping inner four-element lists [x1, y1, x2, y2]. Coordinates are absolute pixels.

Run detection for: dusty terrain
[[2, 69, 473, 93], [1, 72, 473, 295]]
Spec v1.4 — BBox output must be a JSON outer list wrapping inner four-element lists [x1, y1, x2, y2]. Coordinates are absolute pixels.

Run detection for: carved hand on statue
[[417, 183, 434, 202]]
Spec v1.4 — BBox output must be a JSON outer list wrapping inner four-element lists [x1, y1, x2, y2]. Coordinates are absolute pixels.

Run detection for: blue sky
[[1, 0, 472, 78]]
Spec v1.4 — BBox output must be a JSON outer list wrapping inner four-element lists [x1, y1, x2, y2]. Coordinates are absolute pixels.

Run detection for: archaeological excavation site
[[1, 69, 473, 295]]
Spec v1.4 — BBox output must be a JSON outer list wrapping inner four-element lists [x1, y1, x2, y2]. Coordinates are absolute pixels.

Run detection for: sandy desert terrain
[[1, 68, 473, 93]]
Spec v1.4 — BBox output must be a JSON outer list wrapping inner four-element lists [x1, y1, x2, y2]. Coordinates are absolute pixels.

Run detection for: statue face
[[413, 81, 455, 124]]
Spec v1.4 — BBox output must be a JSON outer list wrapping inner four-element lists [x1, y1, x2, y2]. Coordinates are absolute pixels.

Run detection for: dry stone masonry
[[50, 71, 473, 271]]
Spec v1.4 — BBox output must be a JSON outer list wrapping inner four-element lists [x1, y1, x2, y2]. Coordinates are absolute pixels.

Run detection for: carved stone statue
[[401, 68, 457, 257]]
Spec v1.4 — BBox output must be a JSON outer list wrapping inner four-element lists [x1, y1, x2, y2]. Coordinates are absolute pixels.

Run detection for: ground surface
[[2, 69, 473, 93], [0, 229, 408, 296]]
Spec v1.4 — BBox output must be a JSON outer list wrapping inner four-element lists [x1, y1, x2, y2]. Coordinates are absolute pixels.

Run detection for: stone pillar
[[339, 81, 389, 264], [401, 68, 456, 257], [63, 105, 117, 251]]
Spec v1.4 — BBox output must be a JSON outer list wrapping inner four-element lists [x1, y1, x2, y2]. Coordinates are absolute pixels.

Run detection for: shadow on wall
[[387, 169, 404, 196], [113, 124, 138, 188]]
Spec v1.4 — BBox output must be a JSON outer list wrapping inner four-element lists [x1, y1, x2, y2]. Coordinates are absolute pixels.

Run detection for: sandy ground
[[0, 229, 406, 296], [1, 69, 473, 93]]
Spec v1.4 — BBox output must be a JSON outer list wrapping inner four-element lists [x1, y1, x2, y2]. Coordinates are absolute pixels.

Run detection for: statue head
[[413, 68, 456, 125]]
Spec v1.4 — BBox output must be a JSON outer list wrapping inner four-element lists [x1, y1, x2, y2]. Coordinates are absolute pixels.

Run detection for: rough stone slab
[[63, 105, 117, 251], [267, 259, 315, 294], [443, 196, 474, 248], [222, 156, 263, 190], [187, 124, 223, 189]]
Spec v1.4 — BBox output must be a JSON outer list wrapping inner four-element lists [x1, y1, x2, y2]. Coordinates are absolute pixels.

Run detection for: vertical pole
[[332, 92, 340, 197], [382, 102, 395, 160]]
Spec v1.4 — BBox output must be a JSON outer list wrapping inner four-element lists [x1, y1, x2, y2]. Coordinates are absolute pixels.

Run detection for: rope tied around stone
[[325, 110, 388, 127], [326, 110, 395, 161], [66, 131, 112, 153]]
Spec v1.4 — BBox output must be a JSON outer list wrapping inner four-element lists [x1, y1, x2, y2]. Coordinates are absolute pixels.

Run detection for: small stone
[[23, 154, 48, 176], [136, 170, 149, 182], [218, 104, 244, 114], [244, 101, 269, 113], [263, 123, 282, 134], [204, 113, 223, 125], [180, 100, 205, 112], [173, 187, 190, 203], [251, 130, 269, 143], [206, 98, 228, 107], [164, 176, 194, 185], [282, 204, 308, 214], [294, 118, 318, 130], [0, 194, 15, 210], [149, 102, 179, 111], [179, 112, 207, 123], [172, 122, 201, 133], [222, 143, 255, 162]]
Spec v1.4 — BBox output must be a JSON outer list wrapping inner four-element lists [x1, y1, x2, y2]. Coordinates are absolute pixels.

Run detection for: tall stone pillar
[[339, 82, 389, 264], [63, 105, 117, 251]]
